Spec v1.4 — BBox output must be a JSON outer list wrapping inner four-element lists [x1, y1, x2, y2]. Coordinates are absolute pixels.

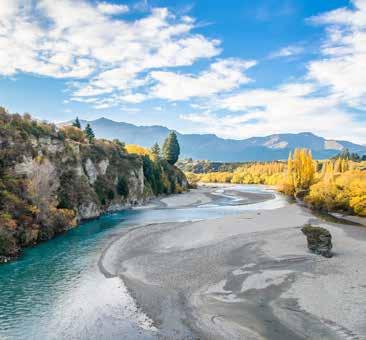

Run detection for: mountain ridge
[[67, 118, 366, 162]]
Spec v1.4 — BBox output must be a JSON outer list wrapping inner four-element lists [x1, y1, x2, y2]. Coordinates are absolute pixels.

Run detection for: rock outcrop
[[0, 109, 188, 262], [301, 224, 333, 258]]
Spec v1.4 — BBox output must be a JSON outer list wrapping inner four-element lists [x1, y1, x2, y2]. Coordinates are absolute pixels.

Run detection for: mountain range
[[73, 118, 366, 162]]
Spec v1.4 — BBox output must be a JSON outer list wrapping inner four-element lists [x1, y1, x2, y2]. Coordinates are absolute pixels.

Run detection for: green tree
[[84, 123, 95, 142], [116, 177, 129, 198], [162, 131, 180, 165], [150, 142, 161, 162], [72, 117, 81, 129]]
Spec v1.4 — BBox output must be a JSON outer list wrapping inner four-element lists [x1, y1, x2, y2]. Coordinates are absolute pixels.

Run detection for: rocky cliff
[[0, 109, 188, 262]]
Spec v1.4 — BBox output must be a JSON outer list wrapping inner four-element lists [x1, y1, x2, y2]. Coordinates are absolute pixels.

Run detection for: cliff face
[[0, 110, 188, 262]]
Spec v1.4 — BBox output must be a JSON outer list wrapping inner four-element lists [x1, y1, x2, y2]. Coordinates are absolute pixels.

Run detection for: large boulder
[[301, 224, 333, 258]]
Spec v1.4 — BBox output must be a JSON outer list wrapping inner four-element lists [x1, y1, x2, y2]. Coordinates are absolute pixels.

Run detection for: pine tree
[[72, 117, 81, 129], [150, 142, 161, 162], [162, 131, 180, 165], [84, 123, 95, 142]]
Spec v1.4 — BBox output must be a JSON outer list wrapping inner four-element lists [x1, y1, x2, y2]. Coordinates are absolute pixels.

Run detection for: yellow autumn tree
[[125, 144, 151, 157], [285, 148, 315, 194], [183, 151, 366, 217]]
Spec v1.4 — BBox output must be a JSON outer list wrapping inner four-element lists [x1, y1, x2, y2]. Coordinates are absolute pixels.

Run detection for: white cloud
[[181, 82, 366, 143], [97, 2, 129, 15], [118, 93, 148, 103], [269, 45, 304, 59], [1, 0, 366, 144], [308, 0, 366, 108], [150, 59, 256, 100], [0, 0, 220, 101], [180, 0, 366, 143], [309, 0, 366, 28]]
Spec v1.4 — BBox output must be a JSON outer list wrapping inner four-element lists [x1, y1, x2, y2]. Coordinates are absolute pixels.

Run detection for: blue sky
[[0, 0, 365, 142]]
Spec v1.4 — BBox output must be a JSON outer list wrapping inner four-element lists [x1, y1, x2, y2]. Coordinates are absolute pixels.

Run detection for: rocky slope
[[0, 109, 188, 263]]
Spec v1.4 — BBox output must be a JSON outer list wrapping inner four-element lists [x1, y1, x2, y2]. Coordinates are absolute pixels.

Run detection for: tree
[[125, 144, 150, 156], [287, 148, 315, 193], [162, 131, 180, 165], [150, 142, 161, 162], [350, 153, 360, 162], [116, 177, 129, 198], [84, 123, 95, 142], [60, 126, 85, 142], [72, 117, 81, 129]]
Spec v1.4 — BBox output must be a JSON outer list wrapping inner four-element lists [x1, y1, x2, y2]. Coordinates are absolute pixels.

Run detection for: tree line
[[187, 148, 366, 216], [71, 117, 180, 165]]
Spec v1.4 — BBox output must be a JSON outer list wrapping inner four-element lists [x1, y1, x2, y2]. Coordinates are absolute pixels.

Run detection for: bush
[[126, 144, 151, 156], [48, 208, 76, 231], [117, 177, 129, 198], [141, 156, 166, 195], [95, 177, 109, 205], [0, 230, 17, 256], [60, 126, 86, 143]]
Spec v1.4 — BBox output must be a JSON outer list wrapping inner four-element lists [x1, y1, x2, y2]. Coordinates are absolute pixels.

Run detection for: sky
[[0, 0, 365, 143]]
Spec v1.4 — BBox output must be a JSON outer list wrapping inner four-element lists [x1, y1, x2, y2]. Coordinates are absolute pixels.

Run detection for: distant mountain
[[71, 118, 366, 161]]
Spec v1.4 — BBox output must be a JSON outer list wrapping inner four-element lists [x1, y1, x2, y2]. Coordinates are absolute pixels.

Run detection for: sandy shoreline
[[100, 185, 366, 339]]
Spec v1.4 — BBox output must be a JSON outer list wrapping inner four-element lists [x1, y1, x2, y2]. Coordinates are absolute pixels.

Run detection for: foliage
[[126, 144, 151, 156], [60, 125, 85, 142], [84, 123, 95, 143], [142, 155, 164, 195], [162, 131, 180, 165], [305, 170, 366, 216], [177, 159, 247, 174], [0, 108, 188, 260], [72, 117, 81, 129], [57, 169, 93, 210], [150, 142, 161, 162], [116, 177, 129, 198], [190, 162, 286, 186], [332, 148, 364, 162], [0, 230, 17, 257], [48, 208, 76, 230], [284, 148, 315, 195], [94, 176, 114, 205], [186, 148, 366, 216]]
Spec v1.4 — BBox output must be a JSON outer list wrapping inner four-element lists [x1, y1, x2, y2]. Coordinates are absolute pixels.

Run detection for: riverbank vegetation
[[0, 108, 186, 262], [185, 150, 366, 216]]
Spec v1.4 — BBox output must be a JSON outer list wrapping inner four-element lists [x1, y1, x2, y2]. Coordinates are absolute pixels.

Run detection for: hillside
[[75, 118, 366, 161], [0, 109, 188, 262]]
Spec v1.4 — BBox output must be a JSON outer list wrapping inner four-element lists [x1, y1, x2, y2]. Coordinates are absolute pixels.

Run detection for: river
[[0, 185, 287, 339], [4, 185, 365, 339]]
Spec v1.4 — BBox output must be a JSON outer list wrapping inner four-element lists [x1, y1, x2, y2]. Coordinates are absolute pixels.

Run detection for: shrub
[[0, 230, 17, 256], [60, 126, 86, 143], [126, 144, 151, 156], [117, 177, 129, 198], [94, 177, 109, 205], [350, 196, 366, 216], [48, 208, 76, 231]]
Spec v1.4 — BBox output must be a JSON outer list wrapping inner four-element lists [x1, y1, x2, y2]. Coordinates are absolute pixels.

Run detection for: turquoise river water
[[0, 185, 287, 340]]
